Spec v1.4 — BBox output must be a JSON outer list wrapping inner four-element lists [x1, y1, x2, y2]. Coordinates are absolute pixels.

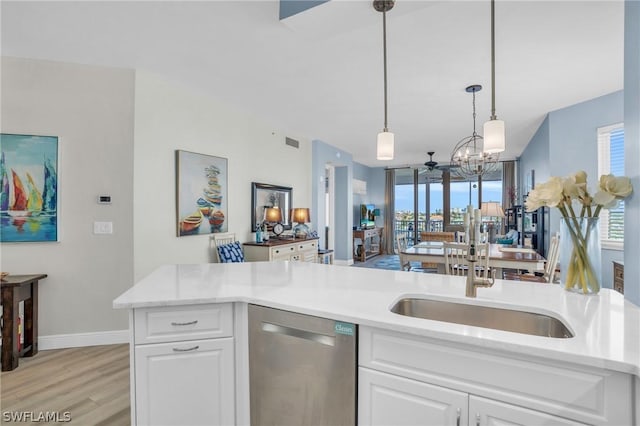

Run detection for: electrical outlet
[[93, 221, 113, 234]]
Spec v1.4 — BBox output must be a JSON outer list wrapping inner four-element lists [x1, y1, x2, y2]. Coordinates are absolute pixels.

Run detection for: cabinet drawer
[[271, 245, 296, 260], [134, 303, 233, 344], [359, 327, 632, 425], [614, 267, 623, 280], [297, 240, 317, 252]]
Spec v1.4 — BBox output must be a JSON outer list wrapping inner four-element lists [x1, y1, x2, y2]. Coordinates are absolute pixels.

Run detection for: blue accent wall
[[352, 162, 386, 228], [280, 0, 329, 20], [311, 139, 353, 262], [519, 91, 624, 291], [624, 0, 640, 306], [335, 166, 350, 260], [519, 115, 550, 203]]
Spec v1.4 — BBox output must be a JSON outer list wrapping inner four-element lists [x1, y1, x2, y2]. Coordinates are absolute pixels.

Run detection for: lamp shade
[[483, 119, 505, 153], [291, 208, 310, 224], [376, 131, 394, 160], [264, 207, 282, 223], [480, 202, 505, 218]]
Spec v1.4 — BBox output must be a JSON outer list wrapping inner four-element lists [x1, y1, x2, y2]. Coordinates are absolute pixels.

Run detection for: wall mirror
[[251, 182, 292, 231]]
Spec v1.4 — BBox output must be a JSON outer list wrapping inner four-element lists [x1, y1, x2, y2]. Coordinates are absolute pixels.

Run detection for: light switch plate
[[94, 221, 113, 234]]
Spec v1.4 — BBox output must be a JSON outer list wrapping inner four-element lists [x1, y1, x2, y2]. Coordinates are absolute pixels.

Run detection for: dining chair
[[420, 231, 456, 270], [503, 233, 560, 283], [211, 232, 245, 263], [443, 242, 491, 279], [395, 233, 412, 271]]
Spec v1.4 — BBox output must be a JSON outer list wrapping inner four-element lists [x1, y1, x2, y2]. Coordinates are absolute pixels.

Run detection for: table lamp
[[263, 207, 282, 238], [481, 202, 505, 240], [264, 207, 282, 223], [480, 202, 505, 222], [291, 208, 310, 238]]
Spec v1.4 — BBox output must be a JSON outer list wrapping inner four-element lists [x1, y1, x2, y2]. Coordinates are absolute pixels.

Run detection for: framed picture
[[251, 182, 292, 232], [0, 133, 58, 242], [176, 150, 228, 237]]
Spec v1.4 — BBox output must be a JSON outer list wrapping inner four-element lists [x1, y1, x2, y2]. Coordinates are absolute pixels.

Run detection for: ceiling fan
[[420, 151, 466, 182], [424, 151, 438, 171]]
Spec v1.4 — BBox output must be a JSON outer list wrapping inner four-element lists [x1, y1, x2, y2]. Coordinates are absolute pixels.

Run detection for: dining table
[[400, 241, 546, 276]]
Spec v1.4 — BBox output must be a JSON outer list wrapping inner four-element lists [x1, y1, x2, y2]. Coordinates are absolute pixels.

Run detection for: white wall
[[0, 57, 135, 336], [133, 71, 312, 280], [0, 59, 313, 342]]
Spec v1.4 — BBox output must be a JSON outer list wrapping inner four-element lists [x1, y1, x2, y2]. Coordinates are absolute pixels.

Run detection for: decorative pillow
[[505, 229, 519, 240], [217, 241, 245, 263]]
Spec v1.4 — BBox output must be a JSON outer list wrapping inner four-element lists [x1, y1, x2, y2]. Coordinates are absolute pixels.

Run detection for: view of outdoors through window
[[394, 166, 502, 240], [601, 126, 625, 241]]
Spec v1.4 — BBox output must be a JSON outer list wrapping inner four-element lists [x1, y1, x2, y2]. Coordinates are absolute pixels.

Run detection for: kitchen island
[[114, 261, 640, 426]]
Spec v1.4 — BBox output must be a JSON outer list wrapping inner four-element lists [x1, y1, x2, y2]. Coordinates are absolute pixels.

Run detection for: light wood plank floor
[[1, 344, 130, 425]]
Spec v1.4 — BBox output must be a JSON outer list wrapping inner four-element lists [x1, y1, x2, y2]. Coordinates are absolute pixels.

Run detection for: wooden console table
[[1, 274, 47, 371], [353, 228, 383, 262]]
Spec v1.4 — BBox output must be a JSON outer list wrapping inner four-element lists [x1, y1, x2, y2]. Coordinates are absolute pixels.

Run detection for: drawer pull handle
[[171, 320, 198, 326], [456, 408, 461, 426], [172, 345, 200, 352]]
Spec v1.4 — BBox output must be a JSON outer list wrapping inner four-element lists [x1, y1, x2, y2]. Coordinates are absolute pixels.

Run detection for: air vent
[[285, 137, 299, 149]]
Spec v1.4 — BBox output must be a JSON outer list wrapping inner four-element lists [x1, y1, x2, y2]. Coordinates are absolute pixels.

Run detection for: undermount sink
[[390, 298, 574, 338]]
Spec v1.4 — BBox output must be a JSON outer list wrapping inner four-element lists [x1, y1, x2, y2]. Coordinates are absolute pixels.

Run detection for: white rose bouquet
[[525, 171, 632, 293]]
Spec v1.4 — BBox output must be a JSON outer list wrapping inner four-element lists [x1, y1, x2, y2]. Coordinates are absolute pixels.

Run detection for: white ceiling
[[0, 1, 624, 168]]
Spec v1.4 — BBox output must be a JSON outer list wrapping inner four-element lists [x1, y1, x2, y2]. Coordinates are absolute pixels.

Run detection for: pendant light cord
[[383, 9, 389, 132], [472, 89, 478, 149], [490, 0, 497, 120]]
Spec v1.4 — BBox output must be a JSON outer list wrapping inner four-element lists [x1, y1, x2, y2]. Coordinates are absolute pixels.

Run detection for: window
[[597, 123, 624, 249]]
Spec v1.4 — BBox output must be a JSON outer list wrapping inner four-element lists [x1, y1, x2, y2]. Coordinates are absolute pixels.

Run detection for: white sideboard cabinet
[[243, 238, 318, 262], [131, 304, 235, 426]]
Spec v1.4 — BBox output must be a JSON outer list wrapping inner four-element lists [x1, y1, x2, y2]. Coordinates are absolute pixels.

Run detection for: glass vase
[[559, 217, 601, 294]]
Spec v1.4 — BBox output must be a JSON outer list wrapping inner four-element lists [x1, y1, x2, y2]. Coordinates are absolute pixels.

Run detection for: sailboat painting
[[0, 133, 58, 242]]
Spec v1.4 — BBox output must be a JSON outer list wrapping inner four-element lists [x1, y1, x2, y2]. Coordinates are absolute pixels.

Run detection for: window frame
[[597, 122, 624, 251]]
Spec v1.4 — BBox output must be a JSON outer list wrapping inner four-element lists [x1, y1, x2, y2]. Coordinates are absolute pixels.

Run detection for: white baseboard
[[335, 259, 354, 266], [39, 329, 130, 350]]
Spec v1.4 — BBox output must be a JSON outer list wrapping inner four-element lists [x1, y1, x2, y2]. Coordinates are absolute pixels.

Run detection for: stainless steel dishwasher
[[248, 304, 357, 426]]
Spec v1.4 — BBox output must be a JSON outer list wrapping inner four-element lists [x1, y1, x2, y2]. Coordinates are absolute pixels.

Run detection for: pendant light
[[375, 0, 395, 161], [483, 0, 505, 154]]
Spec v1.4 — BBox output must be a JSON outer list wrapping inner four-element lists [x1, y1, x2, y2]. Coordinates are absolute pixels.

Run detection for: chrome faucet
[[465, 215, 495, 298]]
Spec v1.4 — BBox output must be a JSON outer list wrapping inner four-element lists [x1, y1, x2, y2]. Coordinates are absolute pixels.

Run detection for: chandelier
[[450, 85, 500, 179]]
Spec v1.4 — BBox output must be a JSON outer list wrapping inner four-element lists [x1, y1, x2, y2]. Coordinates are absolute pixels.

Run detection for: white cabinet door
[[359, 367, 467, 426], [135, 338, 235, 426], [469, 396, 588, 426]]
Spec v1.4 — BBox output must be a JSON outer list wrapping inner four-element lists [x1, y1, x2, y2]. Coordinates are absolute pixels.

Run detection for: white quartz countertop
[[114, 262, 640, 377]]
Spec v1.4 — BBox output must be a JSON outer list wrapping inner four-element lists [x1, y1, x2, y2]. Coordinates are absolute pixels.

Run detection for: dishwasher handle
[[261, 322, 335, 347]]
